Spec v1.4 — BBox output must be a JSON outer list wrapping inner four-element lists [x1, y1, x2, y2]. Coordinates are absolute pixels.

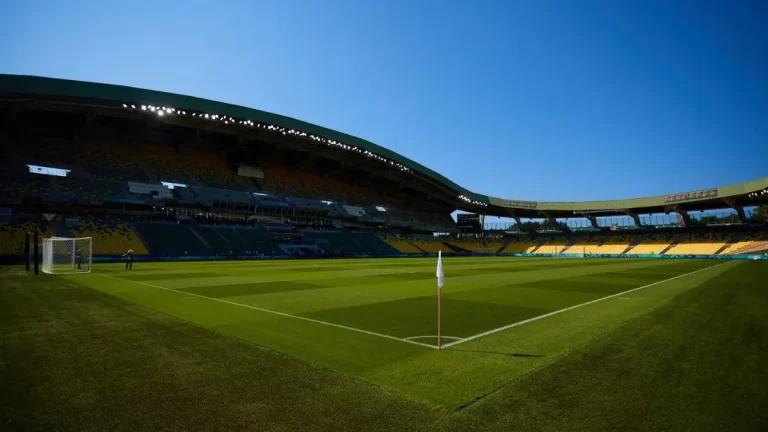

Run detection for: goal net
[[42, 237, 92, 274]]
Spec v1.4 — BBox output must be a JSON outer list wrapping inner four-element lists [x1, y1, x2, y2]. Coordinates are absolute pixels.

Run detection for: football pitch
[[2, 257, 767, 430]]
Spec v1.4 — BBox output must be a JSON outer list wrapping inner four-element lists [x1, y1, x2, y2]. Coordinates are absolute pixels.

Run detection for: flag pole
[[436, 249, 444, 351], [438, 280, 442, 350]]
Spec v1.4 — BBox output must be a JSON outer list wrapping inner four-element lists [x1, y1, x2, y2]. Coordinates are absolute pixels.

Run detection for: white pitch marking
[[98, 274, 437, 349], [441, 262, 729, 349], [404, 335, 462, 341]]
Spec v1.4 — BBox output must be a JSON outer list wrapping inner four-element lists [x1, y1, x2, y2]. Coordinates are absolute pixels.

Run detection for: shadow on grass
[[449, 348, 544, 358]]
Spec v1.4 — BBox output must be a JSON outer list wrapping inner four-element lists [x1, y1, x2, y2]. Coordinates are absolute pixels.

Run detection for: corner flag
[[436, 250, 445, 289], [436, 250, 444, 350]]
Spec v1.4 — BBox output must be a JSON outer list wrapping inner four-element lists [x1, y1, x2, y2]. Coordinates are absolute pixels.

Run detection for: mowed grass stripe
[[298, 261, 724, 339], [97, 273, 438, 349], [210, 259, 715, 316], [440, 261, 768, 431], [100, 258, 710, 301], [442, 261, 726, 348], [63, 258, 742, 409], [97, 259, 702, 343]]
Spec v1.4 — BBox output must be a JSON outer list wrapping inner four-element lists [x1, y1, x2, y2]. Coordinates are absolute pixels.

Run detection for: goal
[[42, 237, 92, 274]]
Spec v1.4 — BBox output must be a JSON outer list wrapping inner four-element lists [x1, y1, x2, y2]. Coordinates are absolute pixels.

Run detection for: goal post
[[41, 237, 92, 274]]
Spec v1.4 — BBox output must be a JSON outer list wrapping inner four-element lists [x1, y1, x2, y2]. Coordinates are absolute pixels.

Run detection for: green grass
[[2, 257, 766, 430]]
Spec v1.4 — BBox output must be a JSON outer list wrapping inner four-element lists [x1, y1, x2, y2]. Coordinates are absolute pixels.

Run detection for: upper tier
[[1, 74, 766, 217]]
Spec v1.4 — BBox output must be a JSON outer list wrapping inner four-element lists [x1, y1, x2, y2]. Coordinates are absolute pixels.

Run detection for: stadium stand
[[237, 227, 283, 256], [500, 237, 538, 253], [626, 232, 676, 255], [445, 238, 486, 253], [2, 77, 766, 266], [411, 236, 453, 254], [665, 232, 730, 255], [533, 236, 568, 254], [350, 232, 399, 256], [55, 176, 124, 203], [260, 166, 372, 203], [570, 234, 632, 255], [721, 231, 768, 255], [69, 217, 148, 255], [0, 171, 54, 200], [196, 226, 237, 256], [0, 220, 54, 256], [80, 140, 149, 183], [381, 235, 425, 254], [484, 238, 504, 253], [134, 222, 210, 256], [303, 230, 371, 256]]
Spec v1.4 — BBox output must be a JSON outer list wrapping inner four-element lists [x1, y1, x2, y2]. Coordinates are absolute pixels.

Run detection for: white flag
[[436, 250, 445, 289]]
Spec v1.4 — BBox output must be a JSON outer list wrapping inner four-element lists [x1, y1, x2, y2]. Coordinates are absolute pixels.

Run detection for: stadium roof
[[1, 74, 766, 218]]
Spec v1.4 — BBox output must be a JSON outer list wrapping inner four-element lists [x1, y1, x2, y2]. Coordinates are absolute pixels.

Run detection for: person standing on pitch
[[123, 249, 133, 271], [75, 247, 84, 270]]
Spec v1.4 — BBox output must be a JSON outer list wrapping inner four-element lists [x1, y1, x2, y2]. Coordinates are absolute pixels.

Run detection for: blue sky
[[1, 0, 766, 202]]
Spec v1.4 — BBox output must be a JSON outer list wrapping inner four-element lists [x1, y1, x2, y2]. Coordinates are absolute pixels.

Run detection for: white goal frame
[[42, 237, 93, 274]]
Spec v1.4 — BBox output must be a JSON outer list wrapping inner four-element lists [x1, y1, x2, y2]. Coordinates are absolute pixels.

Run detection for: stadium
[[2, 74, 767, 430]]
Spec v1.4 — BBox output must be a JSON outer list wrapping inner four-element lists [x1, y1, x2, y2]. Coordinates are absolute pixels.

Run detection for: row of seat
[[497, 231, 767, 255], [0, 221, 55, 255], [69, 218, 149, 255]]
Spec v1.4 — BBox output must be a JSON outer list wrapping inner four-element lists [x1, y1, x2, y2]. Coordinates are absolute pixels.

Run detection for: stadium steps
[[622, 234, 647, 254], [210, 227, 235, 255], [231, 227, 249, 244], [409, 241, 428, 253], [529, 243, 542, 253], [715, 233, 743, 255], [350, 233, 400, 256], [559, 236, 579, 253], [188, 226, 214, 251], [129, 223, 151, 252], [658, 236, 682, 255], [346, 232, 373, 254]]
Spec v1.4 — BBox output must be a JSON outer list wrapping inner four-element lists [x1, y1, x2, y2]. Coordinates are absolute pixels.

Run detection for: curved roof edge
[[0, 74, 479, 199], [1, 74, 764, 214], [488, 176, 768, 213]]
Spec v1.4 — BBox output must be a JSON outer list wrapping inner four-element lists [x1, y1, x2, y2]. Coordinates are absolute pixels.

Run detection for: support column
[[587, 215, 598, 228], [735, 206, 746, 222], [680, 211, 692, 228]]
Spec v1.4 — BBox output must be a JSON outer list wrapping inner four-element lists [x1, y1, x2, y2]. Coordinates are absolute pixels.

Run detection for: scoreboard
[[457, 213, 482, 233]]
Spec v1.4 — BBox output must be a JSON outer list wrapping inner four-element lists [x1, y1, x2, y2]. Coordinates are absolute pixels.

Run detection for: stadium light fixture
[[132, 105, 136, 109], [141, 105, 146, 110], [158, 111, 164, 116], [123, 104, 127, 108]]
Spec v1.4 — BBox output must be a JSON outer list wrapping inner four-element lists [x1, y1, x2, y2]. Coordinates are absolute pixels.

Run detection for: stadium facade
[[1, 74, 767, 262]]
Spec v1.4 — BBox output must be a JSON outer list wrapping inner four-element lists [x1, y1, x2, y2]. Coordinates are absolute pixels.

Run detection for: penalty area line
[[442, 261, 730, 349], [98, 274, 437, 350]]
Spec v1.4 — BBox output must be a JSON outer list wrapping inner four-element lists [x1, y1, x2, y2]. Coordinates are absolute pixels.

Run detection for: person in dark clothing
[[123, 249, 133, 270], [76, 247, 84, 270]]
